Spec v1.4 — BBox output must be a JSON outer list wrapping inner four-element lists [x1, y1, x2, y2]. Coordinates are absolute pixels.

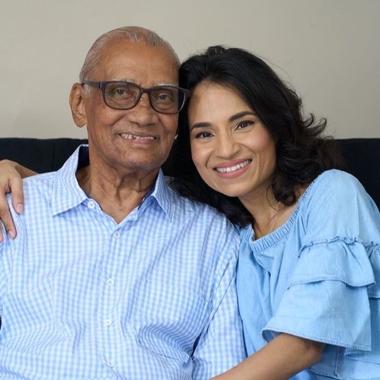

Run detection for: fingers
[[0, 193, 16, 241], [10, 176, 24, 214], [0, 159, 25, 241]]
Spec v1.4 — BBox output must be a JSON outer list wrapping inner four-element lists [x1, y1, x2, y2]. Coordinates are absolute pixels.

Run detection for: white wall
[[1, 0, 379, 138]]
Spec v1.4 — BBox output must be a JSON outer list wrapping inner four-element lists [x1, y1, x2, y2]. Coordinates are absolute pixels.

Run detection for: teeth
[[120, 133, 155, 140], [216, 160, 251, 173]]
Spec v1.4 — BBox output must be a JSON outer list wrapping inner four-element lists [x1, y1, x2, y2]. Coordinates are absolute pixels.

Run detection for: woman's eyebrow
[[190, 111, 256, 131], [189, 122, 211, 131], [229, 111, 256, 122]]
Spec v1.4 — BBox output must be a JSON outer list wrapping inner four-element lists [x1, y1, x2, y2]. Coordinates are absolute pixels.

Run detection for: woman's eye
[[194, 131, 212, 139], [236, 120, 254, 129]]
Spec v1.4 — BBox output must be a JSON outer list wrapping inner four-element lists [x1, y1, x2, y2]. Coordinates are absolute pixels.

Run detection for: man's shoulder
[[24, 170, 57, 184], [23, 171, 59, 195], [165, 179, 231, 221], [18, 170, 69, 219], [165, 180, 239, 244]]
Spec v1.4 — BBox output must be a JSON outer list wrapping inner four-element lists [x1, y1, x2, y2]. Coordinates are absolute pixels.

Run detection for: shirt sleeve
[[264, 170, 380, 350], [191, 225, 246, 378]]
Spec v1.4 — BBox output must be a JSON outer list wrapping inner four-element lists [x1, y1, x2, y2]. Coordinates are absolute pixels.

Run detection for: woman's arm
[[213, 333, 324, 380], [0, 160, 36, 241]]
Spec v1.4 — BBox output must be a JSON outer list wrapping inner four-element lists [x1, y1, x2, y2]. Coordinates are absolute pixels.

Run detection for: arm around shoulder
[[0, 159, 35, 240]]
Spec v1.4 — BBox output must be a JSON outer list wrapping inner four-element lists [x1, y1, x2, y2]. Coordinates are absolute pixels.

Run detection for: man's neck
[[76, 163, 158, 223]]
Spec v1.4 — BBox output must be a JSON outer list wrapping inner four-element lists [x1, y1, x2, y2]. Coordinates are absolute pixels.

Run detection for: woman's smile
[[189, 81, 276, 200], [214, 159, 253, 178]]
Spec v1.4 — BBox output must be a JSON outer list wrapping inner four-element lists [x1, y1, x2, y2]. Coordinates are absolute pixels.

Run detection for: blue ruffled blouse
[[237, 170, 380, 379]]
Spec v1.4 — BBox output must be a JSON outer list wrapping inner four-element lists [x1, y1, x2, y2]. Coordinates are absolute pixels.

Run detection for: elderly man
[[0, 27, 245, 379]]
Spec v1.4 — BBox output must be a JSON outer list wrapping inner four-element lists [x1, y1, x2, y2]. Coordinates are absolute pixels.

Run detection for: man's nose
[[127, 93, 157, 125]]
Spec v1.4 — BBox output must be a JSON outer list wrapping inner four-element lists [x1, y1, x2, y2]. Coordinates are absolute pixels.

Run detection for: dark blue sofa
[[0, 138, 379, 208]]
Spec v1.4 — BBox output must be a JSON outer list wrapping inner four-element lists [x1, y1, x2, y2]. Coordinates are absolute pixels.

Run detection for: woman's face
[[188, 81, 276, 202]]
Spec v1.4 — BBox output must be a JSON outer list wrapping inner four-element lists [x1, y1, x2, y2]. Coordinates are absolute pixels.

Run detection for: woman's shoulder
[[301, 169, 374, 211], [306, 169, 364, 195], [298, 169, 380, 244]]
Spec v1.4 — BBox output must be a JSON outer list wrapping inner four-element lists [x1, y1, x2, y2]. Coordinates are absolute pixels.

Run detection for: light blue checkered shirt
[[0, 146, 245, 379]]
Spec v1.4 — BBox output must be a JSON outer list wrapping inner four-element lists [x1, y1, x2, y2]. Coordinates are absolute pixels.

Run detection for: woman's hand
[[0, 160, 36, 241]]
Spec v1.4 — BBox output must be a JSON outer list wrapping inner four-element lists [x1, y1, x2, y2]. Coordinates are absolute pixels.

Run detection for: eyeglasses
[[82, 80, 190, 114]]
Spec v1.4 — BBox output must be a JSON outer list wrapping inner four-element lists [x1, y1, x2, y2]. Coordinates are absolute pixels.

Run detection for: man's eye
[[107, 84, 136, 99], [115, 88, 127, 95], [110, 87, 130, 97], [155, 90, 175, 104]]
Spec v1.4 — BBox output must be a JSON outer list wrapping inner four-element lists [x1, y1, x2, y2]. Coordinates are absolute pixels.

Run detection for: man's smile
[[119, 132, 157, 141]]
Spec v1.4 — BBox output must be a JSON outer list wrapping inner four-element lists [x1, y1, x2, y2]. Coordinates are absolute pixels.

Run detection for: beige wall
[[1, 0, 379, 138]]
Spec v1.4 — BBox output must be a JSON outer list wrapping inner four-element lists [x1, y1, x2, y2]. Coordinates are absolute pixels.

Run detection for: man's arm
[[212, 333, 324, 380], [191, 227, 246, 379], [192, 270, 246, 378], [0, 160, 35, 241]]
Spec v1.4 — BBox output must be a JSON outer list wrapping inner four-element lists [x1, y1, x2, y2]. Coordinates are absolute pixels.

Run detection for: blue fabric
[[0, 146, 245, 380], [237, 170, 380, 379]]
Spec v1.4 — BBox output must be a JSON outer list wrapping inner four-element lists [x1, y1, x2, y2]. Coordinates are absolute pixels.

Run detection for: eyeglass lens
[[104, 82, 183, 113]]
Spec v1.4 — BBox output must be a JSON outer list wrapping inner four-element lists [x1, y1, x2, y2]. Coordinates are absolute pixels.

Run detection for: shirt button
[[114, 231, 120, 238], [104, 319, 113, 327], [88, 200, 96, 209], [106, 278, 114, 286], [104, 359, 113, 368]]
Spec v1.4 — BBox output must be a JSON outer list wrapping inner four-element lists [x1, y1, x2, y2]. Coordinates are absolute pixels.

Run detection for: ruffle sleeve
[[263, 238, 379, 351]]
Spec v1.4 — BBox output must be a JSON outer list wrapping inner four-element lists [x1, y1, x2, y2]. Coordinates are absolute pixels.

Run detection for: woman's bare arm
[[212, 333, 324, 380]]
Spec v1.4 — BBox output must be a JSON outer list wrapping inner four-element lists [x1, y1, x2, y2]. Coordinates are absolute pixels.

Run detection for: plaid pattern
[[0, 146, 245, 379]]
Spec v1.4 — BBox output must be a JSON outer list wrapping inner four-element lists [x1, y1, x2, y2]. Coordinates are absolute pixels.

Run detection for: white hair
[[79, 26, 180, 82]]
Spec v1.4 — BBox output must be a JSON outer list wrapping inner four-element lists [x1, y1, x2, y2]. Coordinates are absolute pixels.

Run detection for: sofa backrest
[[0, 137, 379, 208], [337, 139, 380, 208]]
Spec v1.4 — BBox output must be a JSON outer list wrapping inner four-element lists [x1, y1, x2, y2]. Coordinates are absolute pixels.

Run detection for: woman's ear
[[69, 83, 87, 128]]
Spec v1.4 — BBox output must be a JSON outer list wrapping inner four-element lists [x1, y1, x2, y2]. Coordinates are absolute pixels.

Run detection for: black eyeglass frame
[[81, 80, 190, 114]]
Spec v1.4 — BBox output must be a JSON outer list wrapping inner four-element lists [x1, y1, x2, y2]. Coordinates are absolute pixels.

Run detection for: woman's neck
[[240, 187, 299, 239]]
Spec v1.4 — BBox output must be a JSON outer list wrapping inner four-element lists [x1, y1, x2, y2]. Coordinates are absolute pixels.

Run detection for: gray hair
[[79, 26, 180, 82]]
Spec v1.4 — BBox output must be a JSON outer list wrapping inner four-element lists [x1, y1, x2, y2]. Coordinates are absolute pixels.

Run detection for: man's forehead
[[93, 39, 178, 83]]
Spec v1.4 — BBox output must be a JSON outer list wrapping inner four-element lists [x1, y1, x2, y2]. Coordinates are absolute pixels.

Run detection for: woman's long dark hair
[[166, 46, 342, 226]]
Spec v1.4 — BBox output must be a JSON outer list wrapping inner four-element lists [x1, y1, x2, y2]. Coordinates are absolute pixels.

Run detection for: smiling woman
[[172, 46, 339, 227], [169, 46, 380, 379], [189, 82, 276, 204]]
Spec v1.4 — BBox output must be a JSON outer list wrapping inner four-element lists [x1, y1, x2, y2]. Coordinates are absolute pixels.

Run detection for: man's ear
[[69, 83, 87, 128]]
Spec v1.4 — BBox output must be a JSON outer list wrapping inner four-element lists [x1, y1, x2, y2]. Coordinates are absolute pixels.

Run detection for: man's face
[[75, 39, 179, 177]]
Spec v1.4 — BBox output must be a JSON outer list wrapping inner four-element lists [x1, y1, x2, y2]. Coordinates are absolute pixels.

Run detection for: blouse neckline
[[241, 174, 320, 254]]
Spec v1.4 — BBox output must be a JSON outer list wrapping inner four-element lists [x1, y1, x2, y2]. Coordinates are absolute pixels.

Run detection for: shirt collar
[[51, 145, 175, 220], [51, 145, 89, 216], [146, 170, 174, 221]]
